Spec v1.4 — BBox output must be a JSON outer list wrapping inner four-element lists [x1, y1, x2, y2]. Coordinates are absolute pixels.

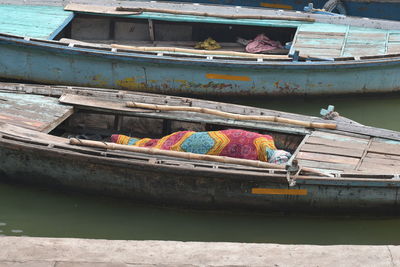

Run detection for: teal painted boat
[[164, 0, 400, 21], [2, 1, 400, 96], [1, 82, 400, 213]]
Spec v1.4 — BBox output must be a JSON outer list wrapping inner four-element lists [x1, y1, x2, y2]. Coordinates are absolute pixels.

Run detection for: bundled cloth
[[246, 34, 283, 53], [111, 129, 291, 164], [194, 37, 221, 50]]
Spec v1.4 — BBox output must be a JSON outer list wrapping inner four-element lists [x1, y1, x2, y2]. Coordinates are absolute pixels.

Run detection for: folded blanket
[[111, 129, 291, 164], [246, 34, 283, 53]]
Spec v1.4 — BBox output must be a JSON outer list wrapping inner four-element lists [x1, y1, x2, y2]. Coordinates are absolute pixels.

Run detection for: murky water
[[1, 93, 400, 244]]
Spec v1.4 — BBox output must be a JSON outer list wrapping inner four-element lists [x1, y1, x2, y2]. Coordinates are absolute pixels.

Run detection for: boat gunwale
[[3, 33, 400, 69], [1, 130, 400, 186]]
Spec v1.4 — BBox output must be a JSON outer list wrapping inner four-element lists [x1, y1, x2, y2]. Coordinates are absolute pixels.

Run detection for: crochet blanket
[[111, 129, 291, 164]]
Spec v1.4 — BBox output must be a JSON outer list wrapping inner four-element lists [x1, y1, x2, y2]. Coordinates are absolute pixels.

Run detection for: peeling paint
[[116, 77, 147, 90], [273, 80, 301, 94], [91, 74, 108, 87]]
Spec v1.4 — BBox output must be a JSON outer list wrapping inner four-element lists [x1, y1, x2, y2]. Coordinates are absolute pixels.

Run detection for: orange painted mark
[[205, 73, 251, 82], [0, 114, 44, 129], [252, 188, 307, 195], [260, 2, 293, 9]]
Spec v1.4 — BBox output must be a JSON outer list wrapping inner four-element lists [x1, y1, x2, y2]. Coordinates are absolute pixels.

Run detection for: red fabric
[[218, 129, 267, 160], [246, 34, 283, 53]]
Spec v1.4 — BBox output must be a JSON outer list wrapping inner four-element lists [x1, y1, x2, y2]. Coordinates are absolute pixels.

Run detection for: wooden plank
[[0, 122, 67, 143], [297, 31, 346, 37], [294, 43, 343, 50], [0, 5, 74, 39], [344, 43, 386, 48], [355, 138, 372, 171], [296, 152, 359, 165], [298, 48, 341, 57], [307, 136, 368, 150], [59, 94, 154, 114], [388, 33, 400, 42], [311, 130, 369, 142], [64, 3, 138, 15], [387, 43, 400, 53], [295, 38, 344, 46], [297, 159, 355, 171], [369, 141, 400, 156], [366, 152, 400, 161], [301, 143, 364, 158], [347, 32, 387, 39], [362, 156, 400, 166], [336, 123, 400, 142], [41, 108, 74, 133], [343, 47, 385, 57], [358, 161, 400, 173], [0, 92, 74, 132], [0, 113, 46, 131]]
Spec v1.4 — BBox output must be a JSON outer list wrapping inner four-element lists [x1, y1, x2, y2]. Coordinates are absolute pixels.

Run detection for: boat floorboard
[[0, 92, 74, 133], [296, 130, 400, 174]]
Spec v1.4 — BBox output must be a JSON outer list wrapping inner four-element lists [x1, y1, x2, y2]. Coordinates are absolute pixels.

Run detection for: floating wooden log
[[115, 7, 315, 22], [125, 102, 337, 130]]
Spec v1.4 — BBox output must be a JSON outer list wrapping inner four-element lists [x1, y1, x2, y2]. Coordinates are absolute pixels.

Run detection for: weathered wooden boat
[[165, 0, 400, 21], [2, 1, 400, 96], [1, 82, 400, 213]]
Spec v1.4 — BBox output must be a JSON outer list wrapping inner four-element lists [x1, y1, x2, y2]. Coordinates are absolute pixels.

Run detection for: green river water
[[1, 93, 400, 245]]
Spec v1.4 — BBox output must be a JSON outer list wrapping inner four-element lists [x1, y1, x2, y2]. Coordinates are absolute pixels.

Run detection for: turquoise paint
[[79, 11, 307, 28], [167, 0, 400, 21], [0, 5, 73, 39], [3, 36, 400, 96]]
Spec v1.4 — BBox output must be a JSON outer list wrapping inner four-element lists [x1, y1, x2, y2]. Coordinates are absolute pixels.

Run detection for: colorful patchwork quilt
[[111, 129, 291, 164]]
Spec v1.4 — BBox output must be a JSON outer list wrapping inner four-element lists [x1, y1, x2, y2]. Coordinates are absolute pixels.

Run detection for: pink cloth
[[245, 34, 283, 53]]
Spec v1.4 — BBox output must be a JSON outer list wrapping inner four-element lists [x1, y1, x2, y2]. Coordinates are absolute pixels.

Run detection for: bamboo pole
[[111, 44, 288, 60], [115, 7, 315, 22], [69, 138, 332, 177], [69, 138, 285, 169], [125, 102, 337, 130]]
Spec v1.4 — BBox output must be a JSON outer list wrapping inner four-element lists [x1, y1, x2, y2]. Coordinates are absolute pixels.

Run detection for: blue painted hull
[[2, 35, 400, 96], [167, 0, 400, 21]]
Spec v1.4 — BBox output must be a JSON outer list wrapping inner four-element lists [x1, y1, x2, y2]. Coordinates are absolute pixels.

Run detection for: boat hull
[[2, 36, 400, 96], [1, 135, 399, 213], [168, 0, 400, 21]]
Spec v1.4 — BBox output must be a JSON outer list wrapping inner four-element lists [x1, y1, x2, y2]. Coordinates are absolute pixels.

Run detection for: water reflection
[[1, 182, 400, 245]]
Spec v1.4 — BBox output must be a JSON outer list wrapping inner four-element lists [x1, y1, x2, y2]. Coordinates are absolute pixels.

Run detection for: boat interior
[[56, 13, 295, 55], [3, 2, 400, 60], [1, 83, 400, 177]]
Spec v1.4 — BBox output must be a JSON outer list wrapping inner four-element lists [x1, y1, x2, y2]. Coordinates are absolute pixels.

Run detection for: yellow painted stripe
[[252, 188, 308, 195], [205, 73, 251, 82], [260, 2, 293, 9]]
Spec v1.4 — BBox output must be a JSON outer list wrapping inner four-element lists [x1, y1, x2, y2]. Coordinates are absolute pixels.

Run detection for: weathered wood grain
[[301, 143, 364, 158], [362, 156, 400, 166], [0, 92, 74, 132], [311, 130, 369, 142], [366, 152, 400, 161], [297, 159, 355, 171], [358, 161, 400, 173], [307, 136, 368, 150], [296, 152, 359, 165], [369, 141, 400, 156]]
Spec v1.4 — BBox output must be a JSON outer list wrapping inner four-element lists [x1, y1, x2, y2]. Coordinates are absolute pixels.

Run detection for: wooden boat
[[166, 0, 400, 21], [1, 82, 400, 213], [2, 1, 400, 96]]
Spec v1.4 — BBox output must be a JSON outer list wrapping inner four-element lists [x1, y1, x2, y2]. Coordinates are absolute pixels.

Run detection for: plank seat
[[296, 131, 400, 174]]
